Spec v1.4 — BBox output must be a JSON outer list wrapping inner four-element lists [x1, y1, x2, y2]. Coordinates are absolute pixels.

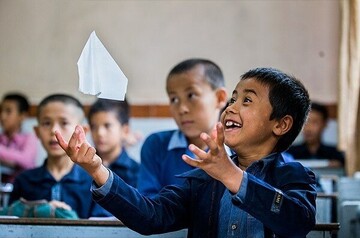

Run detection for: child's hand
[[49, 200, 72, 210], [55, 125, 109, 185], [182, 122, 243, 193]]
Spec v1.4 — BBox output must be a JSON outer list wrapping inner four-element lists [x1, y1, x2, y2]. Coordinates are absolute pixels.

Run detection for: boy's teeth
[[226, 121, 240, 127]]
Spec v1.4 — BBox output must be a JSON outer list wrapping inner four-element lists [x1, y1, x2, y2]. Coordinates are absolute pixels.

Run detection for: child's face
[[302, 110, 326, 144], [89, 111, 127, 160], [34, 102, 83, 158], [166, 65, 224, 144], [0, 100, 25, 134], [221, 78, 278, 156]]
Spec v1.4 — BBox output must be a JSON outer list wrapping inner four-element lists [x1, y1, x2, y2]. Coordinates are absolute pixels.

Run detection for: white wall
[[0, 0, 340, 105]]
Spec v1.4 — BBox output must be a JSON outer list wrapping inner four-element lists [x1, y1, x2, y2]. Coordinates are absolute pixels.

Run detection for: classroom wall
[[0, 0, 340, 105]]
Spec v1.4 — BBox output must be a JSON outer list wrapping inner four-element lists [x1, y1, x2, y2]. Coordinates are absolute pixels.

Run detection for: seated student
[[56, 67, 317, 237], [87, 98, 139, 187], [9, 94, 109, 218], [137, 58, 228, 197], [0, 93, 38, 183], [287, 102, 345, 168]]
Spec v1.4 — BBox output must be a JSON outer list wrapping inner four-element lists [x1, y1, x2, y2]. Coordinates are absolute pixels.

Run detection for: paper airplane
[[77, 31, 128, 100]]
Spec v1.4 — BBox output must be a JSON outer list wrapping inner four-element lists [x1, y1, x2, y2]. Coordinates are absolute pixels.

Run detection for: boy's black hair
[[167, 58, 225, 89], [310, 102, 329, 121], [240, 67, 311, 152], [37, 94, 84, 119], [88, 98, 129, 125], [2, 93, 30, 113]]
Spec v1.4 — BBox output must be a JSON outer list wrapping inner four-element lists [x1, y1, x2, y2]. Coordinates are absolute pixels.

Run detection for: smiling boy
[[56, 68, 317, 237]]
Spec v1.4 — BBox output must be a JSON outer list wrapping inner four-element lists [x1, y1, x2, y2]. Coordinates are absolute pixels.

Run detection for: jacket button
[[231, 224, 237, 230]]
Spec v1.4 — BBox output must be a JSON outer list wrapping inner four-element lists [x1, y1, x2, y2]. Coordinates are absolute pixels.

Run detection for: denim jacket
[[93, 153, 316, 237]]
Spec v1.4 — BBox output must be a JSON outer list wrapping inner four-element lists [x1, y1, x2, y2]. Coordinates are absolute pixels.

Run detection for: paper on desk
[[77, 31, 128, 101]]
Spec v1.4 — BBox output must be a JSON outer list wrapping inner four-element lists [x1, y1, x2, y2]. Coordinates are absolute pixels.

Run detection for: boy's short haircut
[[310, 102, 329, 121], [88, 98, 130, 125], [240, 67, 311, 152], [167, 58, 225, 89], [36, 94, 84, 120], [2, 93, 30, 114]]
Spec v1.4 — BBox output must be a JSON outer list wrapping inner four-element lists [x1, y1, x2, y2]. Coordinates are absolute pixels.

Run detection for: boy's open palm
[[182, 122, 243, 193]]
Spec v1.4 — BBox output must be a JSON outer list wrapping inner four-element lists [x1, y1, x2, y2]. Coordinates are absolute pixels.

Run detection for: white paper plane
[[77, 31, 128, 101]]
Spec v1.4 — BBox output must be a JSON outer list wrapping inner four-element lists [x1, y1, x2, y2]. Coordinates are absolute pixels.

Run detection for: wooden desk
[[0, 218, 339, 238]]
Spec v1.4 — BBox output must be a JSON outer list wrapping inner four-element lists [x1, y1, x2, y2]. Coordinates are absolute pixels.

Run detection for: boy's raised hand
[[182, 122, 243, 193], [55, 125, 109, 186]]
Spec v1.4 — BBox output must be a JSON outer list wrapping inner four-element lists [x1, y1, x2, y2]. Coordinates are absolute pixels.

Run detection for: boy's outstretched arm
[[182, 122, 243, 193], [55, 125, 109, 186]]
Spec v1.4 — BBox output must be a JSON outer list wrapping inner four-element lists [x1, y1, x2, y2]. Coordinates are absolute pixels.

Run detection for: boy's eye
[[188, 92, 196, 99], [243, 97, 252, 103], [40, 121, 51, 127], [228, 98, 236, 105], [169, 96, 179, 104], [104, 123, 112, 129], [60, 121, 69, 127]]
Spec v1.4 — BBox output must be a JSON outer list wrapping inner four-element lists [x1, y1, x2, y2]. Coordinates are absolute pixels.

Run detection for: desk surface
[[0, 217, 188, 238], [0, 217, 340, 229], [0, 218, 339, 238], [0, 217, 124, 226]]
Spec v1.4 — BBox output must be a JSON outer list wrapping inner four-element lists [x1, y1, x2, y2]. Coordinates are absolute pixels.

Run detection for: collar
[[238, 153, 284, 177], [110, 149, 134, 168], [168, 130, 188, 151]]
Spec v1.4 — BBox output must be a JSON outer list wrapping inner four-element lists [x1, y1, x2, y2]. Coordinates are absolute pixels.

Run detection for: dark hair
[[240, 67, 311, 152], [88, 98, 129, 125], [310, 102, 328, 121], [2, 93, 30, 113], [37, 94, 84, 119], [167, 58, 225, 89]]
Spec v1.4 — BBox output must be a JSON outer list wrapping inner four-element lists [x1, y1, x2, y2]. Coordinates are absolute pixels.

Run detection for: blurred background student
[[137, 58, 228, 197], [88, 98, 139, 188], [9, 94, 109, 218], [287, 102, 345, 168], [0, 93, 37, 184]]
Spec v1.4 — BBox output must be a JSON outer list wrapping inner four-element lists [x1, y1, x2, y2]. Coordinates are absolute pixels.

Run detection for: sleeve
[[137, 134, 164, 197], [92, 173, 190, 235], [232, 171, 248, 203], [233, 163, 317, 237], [91, 170, 114, 197], [0, 133, 38, 169]]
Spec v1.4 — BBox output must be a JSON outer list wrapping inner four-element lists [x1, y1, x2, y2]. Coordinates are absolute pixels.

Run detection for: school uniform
[[10, 159, 110, 218], [92, 153, 317, 238], [108, 149, 139, 188], [137, 130, 195, 197]]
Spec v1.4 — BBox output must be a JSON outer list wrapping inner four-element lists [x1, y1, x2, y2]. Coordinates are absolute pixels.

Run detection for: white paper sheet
[[77, 31, 128, 101]]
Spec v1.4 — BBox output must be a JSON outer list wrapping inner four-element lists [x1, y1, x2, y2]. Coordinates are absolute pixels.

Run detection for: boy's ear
[[121, 124, 130, 135], [273, 115, 293, 136], [216, 87, 228, 109]]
